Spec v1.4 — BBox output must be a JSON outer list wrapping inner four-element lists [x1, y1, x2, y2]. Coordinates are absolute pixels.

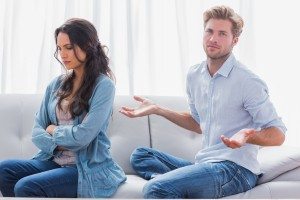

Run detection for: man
[[120, 5, 286, 198]]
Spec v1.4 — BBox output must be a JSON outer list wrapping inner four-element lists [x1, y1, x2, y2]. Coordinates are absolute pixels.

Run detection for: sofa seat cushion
[[257, 146, 300, 184], [225, 181, 300, 198], [111, 175, 146, 198]]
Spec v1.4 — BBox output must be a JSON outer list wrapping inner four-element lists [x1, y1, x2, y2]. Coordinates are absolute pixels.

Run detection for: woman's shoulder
[[46, 75, 64, 90], [89, 74, 115, 102], [95, 74, 115, 89]]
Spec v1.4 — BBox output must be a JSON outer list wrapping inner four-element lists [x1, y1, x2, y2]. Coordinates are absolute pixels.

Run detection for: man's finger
[[133, 95, 145, 103], [121, 106, 134, 111]]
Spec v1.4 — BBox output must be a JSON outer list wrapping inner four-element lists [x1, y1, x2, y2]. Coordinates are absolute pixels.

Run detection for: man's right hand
[[119, 96, 157, 118]]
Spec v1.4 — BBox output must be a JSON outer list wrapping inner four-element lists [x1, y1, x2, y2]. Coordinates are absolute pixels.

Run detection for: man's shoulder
[[232, 61, 259, 79], [187, 62, 205, 76]]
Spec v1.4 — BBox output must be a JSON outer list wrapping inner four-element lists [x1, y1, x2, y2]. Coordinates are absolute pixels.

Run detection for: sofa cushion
[[0, 94, 41, 159], [108, 96, 151, 175], [225, 181, 300, 198], [272, 166, 300, 182], [257, 146, 300, 184], [111, 175, 146, 198]]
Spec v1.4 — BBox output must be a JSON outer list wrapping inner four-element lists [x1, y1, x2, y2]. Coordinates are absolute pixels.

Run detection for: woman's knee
[[14, 177, 41, 197], [0, 160, 16, 185]]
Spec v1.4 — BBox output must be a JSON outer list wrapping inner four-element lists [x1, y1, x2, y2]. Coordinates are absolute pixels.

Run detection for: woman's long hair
[[54, 18, 115, 118]]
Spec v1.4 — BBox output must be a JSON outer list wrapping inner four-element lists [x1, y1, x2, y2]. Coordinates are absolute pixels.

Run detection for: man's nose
[[209, 33, 218, 42]]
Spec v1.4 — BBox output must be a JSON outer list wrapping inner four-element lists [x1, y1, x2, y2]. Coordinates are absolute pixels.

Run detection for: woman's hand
[[46, 125, 57, 135]]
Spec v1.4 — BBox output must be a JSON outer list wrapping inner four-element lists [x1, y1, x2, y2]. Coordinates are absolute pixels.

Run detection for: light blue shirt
[[31, 74, 126, 197], [186, 54, 287, 174]]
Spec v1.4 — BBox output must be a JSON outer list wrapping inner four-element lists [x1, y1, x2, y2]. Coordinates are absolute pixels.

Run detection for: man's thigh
[[145, 161, 257, 198]]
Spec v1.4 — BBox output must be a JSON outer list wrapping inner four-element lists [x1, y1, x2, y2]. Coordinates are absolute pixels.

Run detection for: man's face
[[203, 19, 238, 59]]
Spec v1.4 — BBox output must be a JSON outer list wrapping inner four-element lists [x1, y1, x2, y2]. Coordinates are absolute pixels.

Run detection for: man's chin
[[207, 52, 231, 60]]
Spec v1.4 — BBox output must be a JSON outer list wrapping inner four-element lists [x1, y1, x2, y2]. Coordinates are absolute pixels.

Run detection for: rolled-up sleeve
[[242, 77, 287, 133]]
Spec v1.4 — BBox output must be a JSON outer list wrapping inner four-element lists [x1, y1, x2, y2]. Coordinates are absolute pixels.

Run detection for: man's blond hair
[[203, 5, 244, 37]]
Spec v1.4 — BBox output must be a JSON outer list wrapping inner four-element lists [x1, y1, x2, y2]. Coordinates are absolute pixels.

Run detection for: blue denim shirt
[[31, 74, 126, 197], [187, 54, 287, 174]]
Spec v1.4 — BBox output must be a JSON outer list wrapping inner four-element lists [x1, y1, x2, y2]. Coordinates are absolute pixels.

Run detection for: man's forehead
[[205, 19, 232, 31]]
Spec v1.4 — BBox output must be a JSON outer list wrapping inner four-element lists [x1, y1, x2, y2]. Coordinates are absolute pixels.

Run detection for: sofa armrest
[[257, 146, 300, 184]]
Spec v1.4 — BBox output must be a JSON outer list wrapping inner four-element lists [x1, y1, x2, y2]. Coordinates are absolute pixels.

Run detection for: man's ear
[[233, 37, 239, 46]]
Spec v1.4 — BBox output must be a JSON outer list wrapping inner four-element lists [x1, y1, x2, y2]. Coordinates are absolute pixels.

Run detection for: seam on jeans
[[239, 169, 253, 190], [153, 180, 181, 198], [221, 165, 238, 187], [220, 163, 239, 197], [147, 115, 153, 148]]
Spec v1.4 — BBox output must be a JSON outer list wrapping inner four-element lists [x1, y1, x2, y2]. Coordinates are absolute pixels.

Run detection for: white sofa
[[1, 94, 300, 198]]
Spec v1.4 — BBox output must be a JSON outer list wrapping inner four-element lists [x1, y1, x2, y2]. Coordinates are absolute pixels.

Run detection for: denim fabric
[[131, 147, 258, 198], [0, 159, 78, 197]]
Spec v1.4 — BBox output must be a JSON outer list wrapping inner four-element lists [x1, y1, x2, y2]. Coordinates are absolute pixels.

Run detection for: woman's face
[[56, 32, 86, 71]]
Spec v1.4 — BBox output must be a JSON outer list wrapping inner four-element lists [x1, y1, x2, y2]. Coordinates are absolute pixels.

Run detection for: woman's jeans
[[0, 159, 78, 197], [131, 147, 258, 199]]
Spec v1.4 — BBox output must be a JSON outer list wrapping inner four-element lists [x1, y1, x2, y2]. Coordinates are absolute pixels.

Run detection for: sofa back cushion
[[0, 95, 150, 175], [148, 96, 202, 162], [108, 96, 150, 174], [0, 94, 41, 159]]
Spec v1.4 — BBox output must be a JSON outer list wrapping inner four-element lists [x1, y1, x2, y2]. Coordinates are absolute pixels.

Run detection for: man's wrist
[[153, 105, 161, 115], [245, 129, 259, 144]]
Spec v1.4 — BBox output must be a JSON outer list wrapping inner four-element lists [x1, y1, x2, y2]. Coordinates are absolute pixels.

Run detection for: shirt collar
[[216, 54, 236, 78], [202, 53, 236, 78]]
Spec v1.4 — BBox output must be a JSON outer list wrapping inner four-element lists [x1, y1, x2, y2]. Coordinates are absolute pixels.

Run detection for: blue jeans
[[131, 147, 258, 198], [0, 159, 78, 197]]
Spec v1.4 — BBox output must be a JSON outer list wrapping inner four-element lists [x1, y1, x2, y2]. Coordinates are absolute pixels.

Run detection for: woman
[[0, 18, 126, 198]]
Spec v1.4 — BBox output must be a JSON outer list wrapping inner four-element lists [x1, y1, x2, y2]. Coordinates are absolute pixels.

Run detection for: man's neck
[[206, 53, 231, 76]]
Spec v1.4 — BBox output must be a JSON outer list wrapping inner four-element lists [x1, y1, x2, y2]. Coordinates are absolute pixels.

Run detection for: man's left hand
[[221, 129, 256, 149]]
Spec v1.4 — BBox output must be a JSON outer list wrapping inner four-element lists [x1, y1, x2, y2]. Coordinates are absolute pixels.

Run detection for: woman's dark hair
[[54, 18, 115, 118]]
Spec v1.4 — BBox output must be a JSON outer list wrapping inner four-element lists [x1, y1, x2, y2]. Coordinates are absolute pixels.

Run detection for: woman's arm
[[31, 78, 59, 155], [51, 77, 115, 152]]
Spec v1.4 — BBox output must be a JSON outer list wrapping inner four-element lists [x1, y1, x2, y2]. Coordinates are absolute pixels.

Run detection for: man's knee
[[130, 147, 152, 167], [143, 179, 180, 199]]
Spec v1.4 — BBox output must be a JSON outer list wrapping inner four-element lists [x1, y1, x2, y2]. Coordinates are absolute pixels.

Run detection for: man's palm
[[119, 96, 156, 118]]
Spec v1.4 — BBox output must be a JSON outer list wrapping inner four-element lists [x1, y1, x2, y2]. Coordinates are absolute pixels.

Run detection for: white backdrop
[[0, 0, 299, 146]]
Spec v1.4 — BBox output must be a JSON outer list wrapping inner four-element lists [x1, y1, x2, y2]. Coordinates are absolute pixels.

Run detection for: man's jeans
[[0, 159, 78, 197], [131, 147, 258, 198]]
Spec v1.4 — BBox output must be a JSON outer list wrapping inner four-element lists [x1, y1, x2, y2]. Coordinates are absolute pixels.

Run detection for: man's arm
[[120, 96, 201, 134], [221, 126, 285, 149], [155, 106, 201, 134]]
